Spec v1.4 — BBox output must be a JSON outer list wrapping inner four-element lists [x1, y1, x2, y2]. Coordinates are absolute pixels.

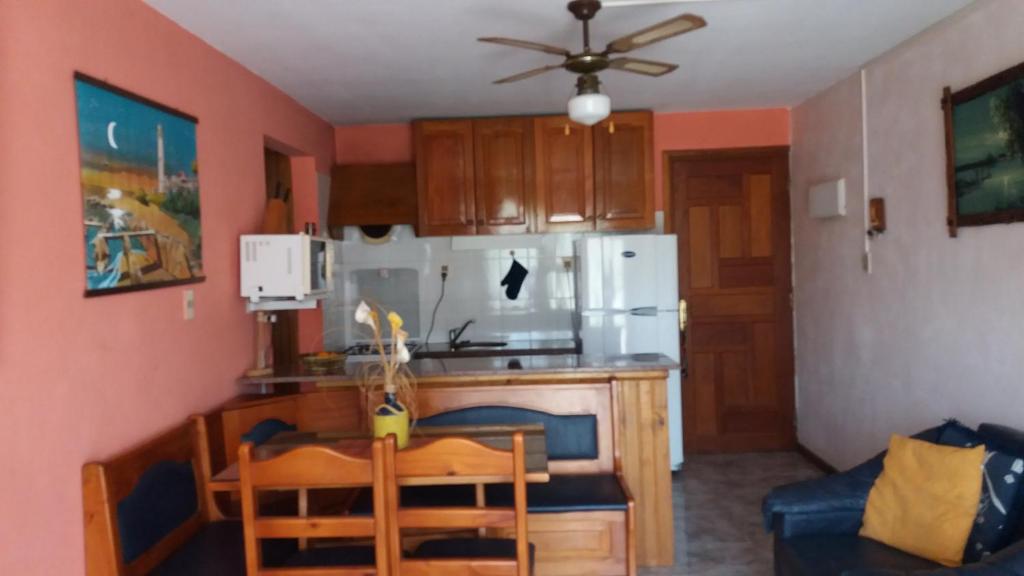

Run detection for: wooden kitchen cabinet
[[414, 119, 476, 236], [415, 111, 654, 237], [594, 111, 655, 231], [473, 117, 535, 234], [328, 163, 416, 229], [534, 115, 595, 232]]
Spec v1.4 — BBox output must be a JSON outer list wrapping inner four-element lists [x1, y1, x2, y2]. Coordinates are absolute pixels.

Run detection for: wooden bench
[[365, 382, 637, 576], [82, 415, 293, 575]]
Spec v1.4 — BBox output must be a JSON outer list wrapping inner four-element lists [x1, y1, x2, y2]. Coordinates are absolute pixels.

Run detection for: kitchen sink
[[452, 341, 508, 350], [413, 340, 577, 360]]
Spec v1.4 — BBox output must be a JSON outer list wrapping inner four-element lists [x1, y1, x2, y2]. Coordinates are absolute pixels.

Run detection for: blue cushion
[[773, 535, 941, 576], [150, 521, 295, 575], [117, 460, 198, 564], [978, 424, 1024, 458], [412, 538, 534, 573], [486, 474, 628, 513], [241, 418, 297, 446], [281, 545, 376, 567], [418, 406, 598, 461], [350, 484, 475, 514], [350, 475, 628, 515], [939, 421, 1024, 561]]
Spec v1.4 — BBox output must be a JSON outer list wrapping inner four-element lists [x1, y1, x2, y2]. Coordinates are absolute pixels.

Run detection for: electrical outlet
[[561, 257, 573, 272], [183, 289, 195, 320], [441, 264, 450, 276]]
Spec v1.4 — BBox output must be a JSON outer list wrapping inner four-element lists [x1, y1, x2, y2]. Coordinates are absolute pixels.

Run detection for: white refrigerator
[[575, 235, 684, 470]]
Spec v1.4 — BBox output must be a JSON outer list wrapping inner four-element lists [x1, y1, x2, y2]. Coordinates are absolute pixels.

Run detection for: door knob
[[678, 299, 688, 332]]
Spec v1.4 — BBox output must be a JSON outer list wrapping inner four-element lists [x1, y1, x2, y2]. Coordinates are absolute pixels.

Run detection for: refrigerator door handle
[[679, 299, 688, 332], [628, 306, 657, 317]]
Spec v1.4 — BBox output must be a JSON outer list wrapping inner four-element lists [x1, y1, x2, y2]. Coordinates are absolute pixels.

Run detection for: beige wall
[[791, 0, 1024, 469]]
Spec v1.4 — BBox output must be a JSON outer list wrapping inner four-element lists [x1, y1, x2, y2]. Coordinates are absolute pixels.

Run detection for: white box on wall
[[809, 179, 846, 218]]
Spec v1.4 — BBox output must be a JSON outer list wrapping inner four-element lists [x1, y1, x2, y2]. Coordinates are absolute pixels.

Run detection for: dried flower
[[387, 311, 403, 331], [355, 301, 375, 327], [394, 329, 411, 364], [354, 300, 417, 421]]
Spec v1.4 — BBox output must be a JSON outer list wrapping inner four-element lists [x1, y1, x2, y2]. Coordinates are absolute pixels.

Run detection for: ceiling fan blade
[[603, 0, 721, 6], [493, 64, 564, 84], [478, 37, 571, 57], [607, 57, 678, 77], [605, 13, 706, 54]]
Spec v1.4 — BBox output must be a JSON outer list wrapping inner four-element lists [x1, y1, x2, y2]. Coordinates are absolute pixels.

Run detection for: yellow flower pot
[[373, 401, 409, 449]]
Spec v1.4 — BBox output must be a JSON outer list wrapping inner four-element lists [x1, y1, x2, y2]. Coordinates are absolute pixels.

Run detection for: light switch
[[183, 289, 195, 320]]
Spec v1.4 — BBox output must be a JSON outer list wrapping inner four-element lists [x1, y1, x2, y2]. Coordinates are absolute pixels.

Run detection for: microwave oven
[[240, 234, 333, 303]]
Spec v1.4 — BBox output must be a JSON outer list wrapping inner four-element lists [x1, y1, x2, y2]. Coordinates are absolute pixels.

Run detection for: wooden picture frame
[[943, 61, 1024, 237], [75, 72, 205, 295], [868, 198, 886, 236]]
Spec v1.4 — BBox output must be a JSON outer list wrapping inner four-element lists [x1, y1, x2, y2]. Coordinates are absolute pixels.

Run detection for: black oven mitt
[[500, 259, 529, 300]]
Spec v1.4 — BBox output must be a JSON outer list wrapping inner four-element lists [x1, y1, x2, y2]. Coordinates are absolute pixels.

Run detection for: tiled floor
[[642, 452, 823, 576]]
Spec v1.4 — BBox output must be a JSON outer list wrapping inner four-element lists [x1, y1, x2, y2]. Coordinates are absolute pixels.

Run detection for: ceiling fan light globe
[[568, 93, 611, 126]]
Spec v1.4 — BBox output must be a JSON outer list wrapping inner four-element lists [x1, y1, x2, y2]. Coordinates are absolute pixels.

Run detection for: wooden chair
[[381, 433, 531, 576], [239, 439, 390, 575]]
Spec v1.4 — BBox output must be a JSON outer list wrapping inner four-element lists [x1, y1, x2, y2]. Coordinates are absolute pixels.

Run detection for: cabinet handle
[[564, 123, 571, 136], [608, 121, 615, 134], [679, 299, 688, 332]]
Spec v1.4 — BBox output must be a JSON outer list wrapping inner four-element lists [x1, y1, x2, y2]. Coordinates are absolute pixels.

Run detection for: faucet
[[448, 319, 475, 349]]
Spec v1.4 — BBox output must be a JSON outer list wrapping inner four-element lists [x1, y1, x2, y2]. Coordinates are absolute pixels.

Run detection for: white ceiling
[[144, 0, 973, 125]]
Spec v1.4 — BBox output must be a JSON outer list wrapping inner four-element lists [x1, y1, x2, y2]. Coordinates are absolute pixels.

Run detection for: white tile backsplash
[[323, 225, 591, 349]]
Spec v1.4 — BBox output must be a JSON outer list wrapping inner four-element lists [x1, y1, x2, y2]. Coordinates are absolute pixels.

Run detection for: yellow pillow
[[860, 434, 984, 567]]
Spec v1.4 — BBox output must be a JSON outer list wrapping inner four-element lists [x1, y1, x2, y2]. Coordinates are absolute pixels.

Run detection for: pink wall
[[336, 123, 413, 164], [334, 110, 790, 210], [791, 0, 1023, 469], [653, 109, 789, 209], [0, 1, 333, 573]]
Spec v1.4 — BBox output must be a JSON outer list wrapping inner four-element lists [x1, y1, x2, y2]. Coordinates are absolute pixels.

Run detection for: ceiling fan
[[478, 0, 707, 125]]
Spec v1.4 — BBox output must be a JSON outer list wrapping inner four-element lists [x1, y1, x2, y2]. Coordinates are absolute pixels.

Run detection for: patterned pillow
[[939, 421, 1024, 562]]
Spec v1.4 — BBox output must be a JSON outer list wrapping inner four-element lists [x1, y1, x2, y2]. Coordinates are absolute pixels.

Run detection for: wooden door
[[414, 120, 476, 236], [533, 116, 595, 232], [669, 148, 795, 453], [594, 111, 654, 231], [264, 148, 299, 386], [473, 118, 534, 234]]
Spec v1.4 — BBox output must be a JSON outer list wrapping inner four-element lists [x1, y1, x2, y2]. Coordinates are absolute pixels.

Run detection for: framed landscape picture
[[943, 62, 1024, 237], [74, 73, 205, 295]]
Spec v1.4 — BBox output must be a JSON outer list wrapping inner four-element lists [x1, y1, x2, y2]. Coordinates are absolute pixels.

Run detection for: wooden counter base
[[227, 370, 675, 569]]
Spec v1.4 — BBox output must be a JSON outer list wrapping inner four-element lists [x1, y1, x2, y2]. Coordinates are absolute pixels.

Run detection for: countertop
[[238, 352, 679, 389]]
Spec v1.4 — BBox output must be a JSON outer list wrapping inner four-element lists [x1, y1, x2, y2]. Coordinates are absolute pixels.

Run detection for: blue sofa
[[763, 422, 1024, 576]]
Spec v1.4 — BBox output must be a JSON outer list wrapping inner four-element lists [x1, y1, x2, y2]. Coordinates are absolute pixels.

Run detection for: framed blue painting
[[944, 61, 1024, 237], [74, 73, 204, 295]]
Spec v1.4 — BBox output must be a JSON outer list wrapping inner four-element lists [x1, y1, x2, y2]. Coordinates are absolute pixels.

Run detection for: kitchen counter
[[228, 351, 677, 567], [238, 352, 678, 391]]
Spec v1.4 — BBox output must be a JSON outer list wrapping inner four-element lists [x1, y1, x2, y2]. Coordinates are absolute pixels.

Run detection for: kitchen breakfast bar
[[227, 353, 679, 574]]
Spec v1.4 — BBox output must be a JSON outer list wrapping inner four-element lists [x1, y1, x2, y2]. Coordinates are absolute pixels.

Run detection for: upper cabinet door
[[593, 111, 655, 231], [473, 118, 534, 235], [534, 116, 595, 232], [414, 120, 476, 236]]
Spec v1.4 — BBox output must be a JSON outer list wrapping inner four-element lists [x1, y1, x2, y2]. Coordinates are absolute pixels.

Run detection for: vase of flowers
[[354, 300, 415, 448]]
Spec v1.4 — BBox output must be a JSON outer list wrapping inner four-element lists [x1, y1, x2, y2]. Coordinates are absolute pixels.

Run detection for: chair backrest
[[238, 439, 389, 576], [382, 433, 530, 576], [82, 417, 212, 576], [378, 381, 615, 474]]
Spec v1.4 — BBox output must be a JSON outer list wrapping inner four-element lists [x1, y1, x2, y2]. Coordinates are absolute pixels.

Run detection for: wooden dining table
[[209, 423, 550, 492]]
